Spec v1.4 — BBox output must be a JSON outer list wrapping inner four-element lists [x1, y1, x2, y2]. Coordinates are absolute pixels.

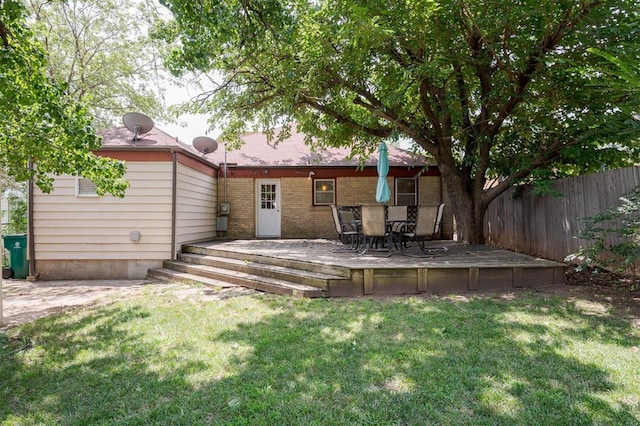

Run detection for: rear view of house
[[206, 126, 452, 241], [30, 120, 451, 280]]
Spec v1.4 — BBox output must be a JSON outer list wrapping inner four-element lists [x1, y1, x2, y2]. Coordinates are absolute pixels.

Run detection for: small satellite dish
[[123, 112, 154, 142], [193, 136, 218, 155]]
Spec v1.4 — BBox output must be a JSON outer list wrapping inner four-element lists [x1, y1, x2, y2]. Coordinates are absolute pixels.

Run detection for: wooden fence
[[484, 166, 640, 263]]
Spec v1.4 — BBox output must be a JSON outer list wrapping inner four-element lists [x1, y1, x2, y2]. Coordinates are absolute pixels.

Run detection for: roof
[[205, 126, 431, 168], [98, 125, 433, 170], [98, 127, 202, 158]]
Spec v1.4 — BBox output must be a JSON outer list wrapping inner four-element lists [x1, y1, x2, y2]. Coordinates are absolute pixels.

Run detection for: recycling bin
[[3, 234, 28, 279]]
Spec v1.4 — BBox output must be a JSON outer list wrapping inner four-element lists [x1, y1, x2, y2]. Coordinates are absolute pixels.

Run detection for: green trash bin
[[3, 234, 28, 279]]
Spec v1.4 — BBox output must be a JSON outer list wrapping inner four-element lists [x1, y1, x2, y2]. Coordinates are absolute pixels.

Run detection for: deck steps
[[182, 244, 353, 278], [146, 267, 239, 289], [147, 244, 351, 298], [176, 253, 343, 288]]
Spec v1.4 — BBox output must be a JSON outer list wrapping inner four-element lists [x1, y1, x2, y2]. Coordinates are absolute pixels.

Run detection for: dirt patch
[[0, 279, 257, 330], [0, 279, 160, 330], [561, 265, 640, 327]]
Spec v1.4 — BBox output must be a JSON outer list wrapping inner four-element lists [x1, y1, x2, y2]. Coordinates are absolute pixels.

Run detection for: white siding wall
[[175, 163, 217, 247], [33, 162, 174, 279]]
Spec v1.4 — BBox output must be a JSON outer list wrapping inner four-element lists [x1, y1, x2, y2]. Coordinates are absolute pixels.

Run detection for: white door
[[256, 179, 281, 237]]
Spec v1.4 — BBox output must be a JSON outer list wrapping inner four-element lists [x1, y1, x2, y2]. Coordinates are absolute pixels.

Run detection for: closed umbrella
[[376, 141, 391, 203]]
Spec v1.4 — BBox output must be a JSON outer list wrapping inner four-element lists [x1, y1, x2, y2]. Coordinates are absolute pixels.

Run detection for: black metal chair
[[330, 205, 360, 251], [399, 204, 447, 256]]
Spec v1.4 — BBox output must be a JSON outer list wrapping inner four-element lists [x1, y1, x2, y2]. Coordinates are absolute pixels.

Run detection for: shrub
[[567, 186, 640, 273]]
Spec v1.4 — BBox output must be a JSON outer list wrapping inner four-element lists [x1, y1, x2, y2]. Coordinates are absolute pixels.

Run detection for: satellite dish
[[123, 112, 154, 142], [193, 136, 218, 155]]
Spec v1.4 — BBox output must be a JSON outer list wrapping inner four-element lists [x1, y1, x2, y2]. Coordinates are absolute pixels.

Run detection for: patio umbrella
[[376, 141, 391, 203]]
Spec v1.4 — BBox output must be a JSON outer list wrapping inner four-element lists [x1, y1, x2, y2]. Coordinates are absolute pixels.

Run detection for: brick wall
[[217, 174, 453, 240], [220, 177, 255, 239], [281, 177, 333, 238]]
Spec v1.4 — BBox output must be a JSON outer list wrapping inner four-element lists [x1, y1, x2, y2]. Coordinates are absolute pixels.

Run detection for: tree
[[26, 0, 171, 129], [0, 0, 128, 196], [157, 0, 640, 244], [566, 44, 640, 272], [3, 187, 27, 234]]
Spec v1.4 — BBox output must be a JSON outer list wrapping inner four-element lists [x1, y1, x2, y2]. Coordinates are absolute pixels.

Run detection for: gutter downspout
[[27, 158, 37, 279], [171, 151, 177, 260]]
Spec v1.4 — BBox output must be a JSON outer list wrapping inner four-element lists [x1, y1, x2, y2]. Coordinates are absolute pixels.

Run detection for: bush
[[567, 186, 640, 273], [4, 190, 27, 235]]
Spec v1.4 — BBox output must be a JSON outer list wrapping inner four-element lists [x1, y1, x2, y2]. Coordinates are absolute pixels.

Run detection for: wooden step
[[146, 267, 239, 288], [159, 260, 327, 298], [182, 244, 352, 278], [177, 252, 347, 289]]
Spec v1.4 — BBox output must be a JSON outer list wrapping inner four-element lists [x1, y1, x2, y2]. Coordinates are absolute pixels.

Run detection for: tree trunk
[[439, 165, 486, 245]]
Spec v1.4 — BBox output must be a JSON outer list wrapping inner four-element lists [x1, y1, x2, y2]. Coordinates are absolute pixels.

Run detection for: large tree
[[0, 0, 127, 196], [26, 0, 171, 129], [157, 0, 640, 244]]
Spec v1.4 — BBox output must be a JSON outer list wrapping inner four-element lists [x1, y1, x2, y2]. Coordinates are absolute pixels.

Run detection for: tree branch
[[482, 138, 575, 205], [487, 1, 602, 136], [0, 18, 10, 49], [300, 96, 393, 139]]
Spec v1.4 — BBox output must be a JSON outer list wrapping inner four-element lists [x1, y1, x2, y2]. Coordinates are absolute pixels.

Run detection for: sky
[[153, 81, 220, 145], [156, 110, 216, 146], [148, 1, 219, 145]]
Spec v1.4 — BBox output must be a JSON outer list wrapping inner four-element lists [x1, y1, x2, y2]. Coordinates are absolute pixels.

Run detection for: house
[[31, 126, 217, 280], [29, 123, 451, 280], [207, 127, 451, 240]]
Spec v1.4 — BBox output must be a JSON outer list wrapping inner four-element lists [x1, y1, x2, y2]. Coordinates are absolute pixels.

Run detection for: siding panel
[[34, 162, 174, 263], [175, 163, 217, 246]]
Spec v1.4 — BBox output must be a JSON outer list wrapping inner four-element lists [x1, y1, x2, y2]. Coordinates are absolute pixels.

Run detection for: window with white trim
[[76, 177, 98, 197], [395, 178, 417, 205], [313, 179, 335, 205]]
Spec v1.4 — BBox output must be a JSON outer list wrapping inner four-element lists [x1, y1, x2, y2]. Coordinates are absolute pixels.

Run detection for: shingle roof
[[98, 127, 201, 157], [205, 126, 431, 168], [99, 124, 432, 169]]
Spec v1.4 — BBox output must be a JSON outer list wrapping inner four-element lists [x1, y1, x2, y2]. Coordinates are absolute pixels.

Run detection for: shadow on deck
[[148, 239, 566, 298]]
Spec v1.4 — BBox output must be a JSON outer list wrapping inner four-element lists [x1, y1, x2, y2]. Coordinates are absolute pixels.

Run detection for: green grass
[[1, 285, 639, 425]]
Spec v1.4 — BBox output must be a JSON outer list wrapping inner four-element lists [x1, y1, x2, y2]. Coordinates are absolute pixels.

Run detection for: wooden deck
[[148, 239, 566, 297]]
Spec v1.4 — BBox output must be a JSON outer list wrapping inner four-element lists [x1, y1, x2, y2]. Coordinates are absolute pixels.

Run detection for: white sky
[[154, 83, 220, 145], [150, 1, 219, 145], [156, 111, 216, 146]]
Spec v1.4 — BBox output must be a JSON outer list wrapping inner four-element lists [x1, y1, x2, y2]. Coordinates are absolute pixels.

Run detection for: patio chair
[[359, 204, 392, 256], [330, 205, 360, 251], [399, 203, 447, 256], [387, 205, 408, 249]]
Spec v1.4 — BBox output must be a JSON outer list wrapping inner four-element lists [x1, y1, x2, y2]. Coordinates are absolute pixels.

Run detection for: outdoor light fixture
[[308, 171, 315, 179]]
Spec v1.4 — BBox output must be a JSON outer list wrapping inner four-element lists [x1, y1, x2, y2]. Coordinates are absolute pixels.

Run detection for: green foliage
[[27, 0, 173, 129], [4, 188, 26, 234], [0, 0, 128, 197], [568, 186, 640, 273], [157, 0, 640, 243]]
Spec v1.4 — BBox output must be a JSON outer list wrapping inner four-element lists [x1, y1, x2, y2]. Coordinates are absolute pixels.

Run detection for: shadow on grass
[[1, 291, 638, 425]]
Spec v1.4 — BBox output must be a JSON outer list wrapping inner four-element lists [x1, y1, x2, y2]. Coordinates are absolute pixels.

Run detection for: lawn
[[1, 283, 639, 425]]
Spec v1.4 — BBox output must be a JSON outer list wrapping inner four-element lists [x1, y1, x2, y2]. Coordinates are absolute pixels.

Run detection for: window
[[395, 178, 417, 205], [260, 183, 277, 209], [314, 179, 335, 205], [76, 177, 98, 197]]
